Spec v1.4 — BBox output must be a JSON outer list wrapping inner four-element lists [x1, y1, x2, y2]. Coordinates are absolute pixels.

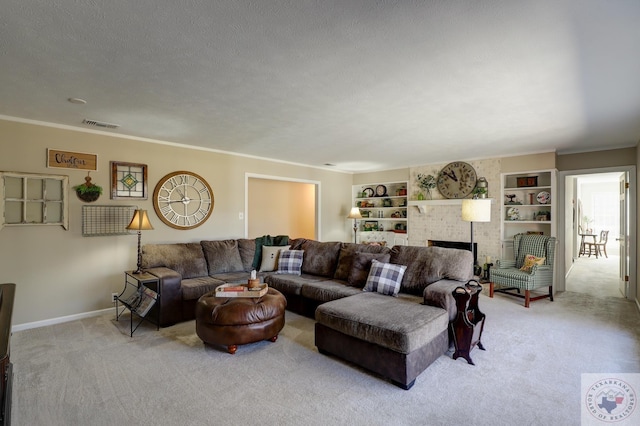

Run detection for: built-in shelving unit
[[500, 169, 557, 259], [352, 181, 408, 245]]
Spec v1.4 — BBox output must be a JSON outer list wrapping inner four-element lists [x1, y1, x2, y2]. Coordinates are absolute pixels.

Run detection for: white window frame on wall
[[0, 171, 69, 230]]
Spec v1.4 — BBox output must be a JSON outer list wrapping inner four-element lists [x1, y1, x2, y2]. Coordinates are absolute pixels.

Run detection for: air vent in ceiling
[[82, 119, 120, 129]]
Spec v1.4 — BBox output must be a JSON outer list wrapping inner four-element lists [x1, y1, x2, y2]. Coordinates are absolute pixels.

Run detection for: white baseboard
[[12, 307, 113, 332]]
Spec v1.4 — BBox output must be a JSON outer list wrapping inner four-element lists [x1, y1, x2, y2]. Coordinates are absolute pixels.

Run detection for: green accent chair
[[489, 234, 556, 308]]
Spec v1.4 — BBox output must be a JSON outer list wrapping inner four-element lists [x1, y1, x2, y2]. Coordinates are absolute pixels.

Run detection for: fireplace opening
[[427, 240, 477, 265]]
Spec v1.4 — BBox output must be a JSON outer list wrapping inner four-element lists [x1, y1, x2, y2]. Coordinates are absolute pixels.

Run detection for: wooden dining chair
[[585, 230, 609, 258]]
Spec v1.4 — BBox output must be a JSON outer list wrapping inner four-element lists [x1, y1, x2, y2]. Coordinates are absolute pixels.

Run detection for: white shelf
[[503, 205, 552, 209], [504, 186, 551, 191], [504, 220, 552, 224], [353, 180, 409, 238], [355, 195, 406, 200], [500, 169, 557, 259], [361, 218, 407, 221], [360, 206, 408, 209]]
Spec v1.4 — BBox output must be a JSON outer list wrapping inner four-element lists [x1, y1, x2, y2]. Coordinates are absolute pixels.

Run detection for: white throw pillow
[[259, 245, 291, 272]]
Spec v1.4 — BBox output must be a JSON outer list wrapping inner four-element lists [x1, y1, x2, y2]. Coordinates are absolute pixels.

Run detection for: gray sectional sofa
[[141, 237, 474, 389], [141, 239, 265, 326]]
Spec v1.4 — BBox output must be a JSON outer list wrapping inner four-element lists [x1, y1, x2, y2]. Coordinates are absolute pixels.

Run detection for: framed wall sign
[[110, 161, 148, 200], [47, 149, 97, 171]]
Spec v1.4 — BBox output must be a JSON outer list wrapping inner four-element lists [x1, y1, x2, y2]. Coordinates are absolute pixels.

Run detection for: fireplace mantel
[[409, 199, 495, 214]]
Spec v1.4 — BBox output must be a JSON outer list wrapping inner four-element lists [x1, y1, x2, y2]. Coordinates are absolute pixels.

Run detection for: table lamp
[[461, 199, 491, 270], [126, 209, 154, 274], [347, 207, 362, 244]]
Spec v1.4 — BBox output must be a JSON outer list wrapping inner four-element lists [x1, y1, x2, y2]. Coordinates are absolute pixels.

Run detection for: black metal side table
[[116, 271, 160, 337]]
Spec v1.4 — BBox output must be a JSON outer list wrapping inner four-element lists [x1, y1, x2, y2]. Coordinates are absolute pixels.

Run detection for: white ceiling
[[1, 0, 639, 173]]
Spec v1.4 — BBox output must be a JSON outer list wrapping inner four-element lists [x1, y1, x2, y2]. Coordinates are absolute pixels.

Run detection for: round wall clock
[[375, 184, 387, 197], [436, 161, 478, 199], [362, 187, 374, 197], [152, 171, 214, 229]]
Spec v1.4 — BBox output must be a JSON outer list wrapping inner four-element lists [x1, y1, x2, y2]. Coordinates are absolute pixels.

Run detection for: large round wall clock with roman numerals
[[152, 171, 214, 229], [436, 161, 477, 199]]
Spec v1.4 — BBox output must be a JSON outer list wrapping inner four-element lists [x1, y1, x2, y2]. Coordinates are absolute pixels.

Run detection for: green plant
[[416, 173, 436, 191], [73, 175, 103, 202], [73, 182, 103, 195], [472, 186, 487, 196]]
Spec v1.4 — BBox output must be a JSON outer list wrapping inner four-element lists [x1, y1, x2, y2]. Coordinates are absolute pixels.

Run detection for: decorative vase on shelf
[[417, 192, 424, 201], [425, 188, 432, 200]]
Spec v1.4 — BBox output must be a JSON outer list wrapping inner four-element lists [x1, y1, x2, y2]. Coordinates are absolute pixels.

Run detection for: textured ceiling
[[1, 0, 640, 172]]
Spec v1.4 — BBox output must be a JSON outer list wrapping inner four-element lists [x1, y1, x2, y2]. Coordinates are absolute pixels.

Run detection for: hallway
[[566, 251, 623, 299]]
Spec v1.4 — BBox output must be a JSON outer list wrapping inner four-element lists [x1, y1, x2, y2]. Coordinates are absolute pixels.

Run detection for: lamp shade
[[347, 207, 362, 219], [126, 209, 154, 231], [461, 199, 491, 223]]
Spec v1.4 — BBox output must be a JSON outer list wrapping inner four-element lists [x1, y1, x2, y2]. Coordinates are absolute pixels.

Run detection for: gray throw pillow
[[347, 252, 391, 287], [334, 243, 390, 281], [201, 240, 244, 274]]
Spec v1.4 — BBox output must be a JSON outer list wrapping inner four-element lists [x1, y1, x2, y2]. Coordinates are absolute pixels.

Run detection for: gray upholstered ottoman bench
[[314, 292, 449, 389]]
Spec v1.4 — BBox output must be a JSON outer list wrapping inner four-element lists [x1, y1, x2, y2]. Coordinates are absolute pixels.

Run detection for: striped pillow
[[363, 260, 406, 297], [276, 250, 304, 275]]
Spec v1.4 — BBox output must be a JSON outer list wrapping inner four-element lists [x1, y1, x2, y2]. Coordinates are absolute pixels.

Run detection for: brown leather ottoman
[[195, 288, 286, 354]]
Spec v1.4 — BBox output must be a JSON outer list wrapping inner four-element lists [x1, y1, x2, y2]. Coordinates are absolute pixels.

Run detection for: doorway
[[567, 172, 622, 298], [245, 174, 319, 240], [557, 167, 636, 300]]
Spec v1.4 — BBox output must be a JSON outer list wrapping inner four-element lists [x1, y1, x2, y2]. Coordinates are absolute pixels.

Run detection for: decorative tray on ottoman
[[215, 283, 268, 298]]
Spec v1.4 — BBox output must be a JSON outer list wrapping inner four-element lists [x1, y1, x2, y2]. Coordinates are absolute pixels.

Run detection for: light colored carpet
[[11, 261, 640, 425], [567, 254, 624, 299]]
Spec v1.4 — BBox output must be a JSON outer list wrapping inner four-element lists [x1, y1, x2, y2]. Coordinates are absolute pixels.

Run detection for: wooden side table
[[450, 281, 486, 365]]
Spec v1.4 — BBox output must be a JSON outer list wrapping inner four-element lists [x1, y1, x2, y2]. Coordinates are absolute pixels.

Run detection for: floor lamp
[[347, 207, 362, 244], [126, 209, 154, 274], [461, 199, 491, 271]]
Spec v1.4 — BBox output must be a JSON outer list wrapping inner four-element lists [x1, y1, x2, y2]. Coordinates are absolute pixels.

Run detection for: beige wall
[[0, 119, 352, 326], [500, 152, 555, 173], [557, 147, 637, 171], [637, 145, 640, 306], [248, 178, 315, 239], [352, 168, 408, 185]]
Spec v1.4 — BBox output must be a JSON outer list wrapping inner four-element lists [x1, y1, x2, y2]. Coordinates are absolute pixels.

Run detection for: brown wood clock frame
[[152, 171, 214, 230]]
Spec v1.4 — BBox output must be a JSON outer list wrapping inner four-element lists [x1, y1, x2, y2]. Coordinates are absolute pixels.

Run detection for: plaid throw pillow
[[363, 260, 406, 297], [347, 252, 391, 287], [276, 250, 304, 275]]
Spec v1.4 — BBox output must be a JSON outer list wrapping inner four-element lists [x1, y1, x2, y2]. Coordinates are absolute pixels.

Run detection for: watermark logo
[[582, 374, 638, 425]]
